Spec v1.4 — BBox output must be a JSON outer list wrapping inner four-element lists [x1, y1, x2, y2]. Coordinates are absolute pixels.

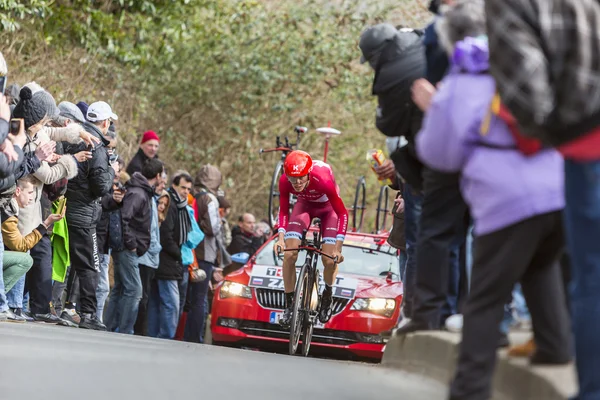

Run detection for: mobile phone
[[56, 199, 67, 216], [9, 118, 20, 135], [0, 75, 7, 96]]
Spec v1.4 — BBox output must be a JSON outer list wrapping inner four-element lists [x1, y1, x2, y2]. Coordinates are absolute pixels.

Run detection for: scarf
[[169, 187, 191, 246]]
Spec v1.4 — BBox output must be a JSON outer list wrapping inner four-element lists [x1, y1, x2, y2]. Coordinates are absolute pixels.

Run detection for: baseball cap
[[359, 23, 398, 64], [86, 101, 118, 122]]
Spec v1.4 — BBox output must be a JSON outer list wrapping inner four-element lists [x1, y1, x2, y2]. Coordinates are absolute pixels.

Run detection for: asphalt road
[[0, 322, 446, 400]]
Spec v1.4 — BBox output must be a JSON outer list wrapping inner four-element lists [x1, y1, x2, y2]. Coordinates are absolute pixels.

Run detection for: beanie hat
[[12, 82, 60, 129], [76, 101, 89, 119], [141, 130, 160, 144], [58, 101, 85, 124]]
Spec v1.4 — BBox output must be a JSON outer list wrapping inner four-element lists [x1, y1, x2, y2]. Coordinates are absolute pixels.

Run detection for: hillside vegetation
[[0, 0, 429, 230]]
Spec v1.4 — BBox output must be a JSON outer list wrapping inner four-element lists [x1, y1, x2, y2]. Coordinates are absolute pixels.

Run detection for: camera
[[9, 118, 21, 135], [109, 150, 118, 164]]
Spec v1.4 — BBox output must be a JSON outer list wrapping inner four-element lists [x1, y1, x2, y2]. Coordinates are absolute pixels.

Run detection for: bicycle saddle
[[316, 127, 341, 137]]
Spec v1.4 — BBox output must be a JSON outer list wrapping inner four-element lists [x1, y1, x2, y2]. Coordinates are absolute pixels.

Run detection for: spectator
[[10, 83, 83, 323], [105, 158, 163, 334], [148, 173, 193, 339], [185, 164, 222, 343], [5, 83, 19, 110], [227, 213, 264, 256], [90, 124, 121, 325], [126, 130, 160, 176], [395, 0, 471, 334], [359, 23, 426, 322], [218, 196, 232, 247], [64, 101, 117, 331], [75, 101, 88, 119], [50, 101, 98, 323], [134, 167, 165, 336], [156, 189, 170, 223], [485, 0, 600, 398], [415, 1, 572, 398], [2, 176, 64, 321], [0, 104, 28, 322]]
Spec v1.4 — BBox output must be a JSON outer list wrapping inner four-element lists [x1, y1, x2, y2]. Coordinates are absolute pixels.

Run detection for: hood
[[195, 164, 222, 194], [373, 33, 426, 94], [450, 36, 489, 74], [376, 30, 423, 69], [128, 172, 154, 195]]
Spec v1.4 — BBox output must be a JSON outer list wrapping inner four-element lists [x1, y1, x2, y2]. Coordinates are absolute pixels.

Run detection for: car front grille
[[255, 288, 348, 315], [236, 320, 364, 345]]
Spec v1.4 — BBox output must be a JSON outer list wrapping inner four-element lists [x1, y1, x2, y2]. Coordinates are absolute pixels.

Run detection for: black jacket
[[96, 189, 121, 255], [121, 172, 153, 256], [65, 122, 115, 227], [372, 31, 426, 191], [126, 148, 158, 176], [156, 193, 183, 280], [227, 225, 264, 256]]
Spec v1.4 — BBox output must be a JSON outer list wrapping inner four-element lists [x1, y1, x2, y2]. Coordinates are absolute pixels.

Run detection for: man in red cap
[[126, 130, 160, 176]]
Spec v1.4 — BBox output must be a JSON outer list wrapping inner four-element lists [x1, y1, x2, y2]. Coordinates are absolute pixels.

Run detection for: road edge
[[381, 331, 577, 400]]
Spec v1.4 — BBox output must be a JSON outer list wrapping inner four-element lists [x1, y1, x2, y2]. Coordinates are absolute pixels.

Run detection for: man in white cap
[[63, 101, 118, 330]]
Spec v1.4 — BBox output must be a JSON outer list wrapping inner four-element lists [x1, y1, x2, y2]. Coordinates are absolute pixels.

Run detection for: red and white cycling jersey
[[278, 160, 348, 241]]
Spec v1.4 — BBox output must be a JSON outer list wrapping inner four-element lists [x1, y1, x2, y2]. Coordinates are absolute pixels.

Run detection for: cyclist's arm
[[325, 182, 348, 250], [277, 174, 291, 241]]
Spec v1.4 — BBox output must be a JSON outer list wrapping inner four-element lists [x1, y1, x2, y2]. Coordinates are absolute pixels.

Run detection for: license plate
[[269, 311, 282, 324]]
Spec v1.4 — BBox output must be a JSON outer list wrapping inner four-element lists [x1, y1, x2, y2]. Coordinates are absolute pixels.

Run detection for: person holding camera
[[63, 101, 118, 331], [0, 92, 28, 322], [7, 83, 83, 324]]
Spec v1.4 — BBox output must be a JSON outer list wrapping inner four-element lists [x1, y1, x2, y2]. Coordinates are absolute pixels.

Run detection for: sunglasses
[[287, 175, 309, 184]]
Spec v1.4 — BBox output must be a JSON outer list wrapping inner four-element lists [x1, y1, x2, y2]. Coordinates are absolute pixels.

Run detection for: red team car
[[210, 228, 403, 361]]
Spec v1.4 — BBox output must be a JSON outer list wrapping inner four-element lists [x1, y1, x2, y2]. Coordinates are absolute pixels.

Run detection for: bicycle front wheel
[[289, 262, 309, 356], [301, 269, 317, 357]]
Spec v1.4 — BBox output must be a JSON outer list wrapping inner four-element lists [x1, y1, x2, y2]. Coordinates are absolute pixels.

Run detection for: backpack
[[481, 93, 543, 156]]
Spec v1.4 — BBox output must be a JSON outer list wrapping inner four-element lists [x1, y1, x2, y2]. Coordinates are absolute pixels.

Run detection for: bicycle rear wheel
[[289, 262, 309, 355], [268, 160, 284, 230], [375, 185, 392, 233], [301, 269, 317, 357], [351, 176, 366, 232]]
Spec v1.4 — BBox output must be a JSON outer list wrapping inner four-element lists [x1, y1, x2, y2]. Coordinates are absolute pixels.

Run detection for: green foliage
[[0, 0, 52, 31], [2, 0, 426, 227]]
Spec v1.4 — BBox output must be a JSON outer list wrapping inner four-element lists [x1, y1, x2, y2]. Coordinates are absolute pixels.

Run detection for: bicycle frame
[[281, 227, 337, 356]]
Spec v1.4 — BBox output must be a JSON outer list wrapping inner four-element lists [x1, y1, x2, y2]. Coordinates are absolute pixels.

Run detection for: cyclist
[[274, 150, 348, 326]]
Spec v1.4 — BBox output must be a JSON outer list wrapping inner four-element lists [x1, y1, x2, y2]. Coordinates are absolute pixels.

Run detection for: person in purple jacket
[[414, 1, 572, 399]]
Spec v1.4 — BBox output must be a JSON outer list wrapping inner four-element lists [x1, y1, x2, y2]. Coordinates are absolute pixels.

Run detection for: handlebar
[[279, 246, 339, 262], [259, 147, 294, 154]]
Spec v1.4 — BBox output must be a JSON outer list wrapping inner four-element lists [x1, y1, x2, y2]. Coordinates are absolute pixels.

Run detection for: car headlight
[[351, 298, 396, 317], [219, 281, 252, 299]]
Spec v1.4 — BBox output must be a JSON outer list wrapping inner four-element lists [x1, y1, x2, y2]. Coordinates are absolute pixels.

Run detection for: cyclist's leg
[[319, 204, 340, 286], [282, 201, 311, 292], [282, 237, 301, 293], [280, 203, 310, 326], [318, 205, 339, 323]]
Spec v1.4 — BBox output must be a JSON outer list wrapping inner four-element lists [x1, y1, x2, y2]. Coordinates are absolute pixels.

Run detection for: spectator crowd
[[361, 0, 600, 399], [0, 77, 270, 344]]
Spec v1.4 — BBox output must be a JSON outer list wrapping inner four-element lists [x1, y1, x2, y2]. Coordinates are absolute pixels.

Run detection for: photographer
[[0, 92, 26, 322], [64, 101, 118, 331]]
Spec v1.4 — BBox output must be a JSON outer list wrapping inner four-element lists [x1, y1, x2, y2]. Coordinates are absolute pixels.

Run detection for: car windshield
[[254, 237, 401, 280]]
